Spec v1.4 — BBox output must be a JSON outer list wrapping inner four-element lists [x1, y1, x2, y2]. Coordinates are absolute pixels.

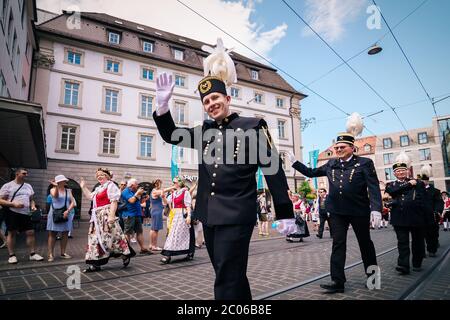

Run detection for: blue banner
[[257, 167, 264, 190], [171, 145, 179, 180], [309, 149, 320, 189]]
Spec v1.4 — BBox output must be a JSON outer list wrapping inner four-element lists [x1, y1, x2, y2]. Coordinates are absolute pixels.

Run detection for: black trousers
[[424, 223, 439, 254], [394, 226, 425, 269], [318, 214, 332, 237], [329, 214, 377, 284], [203, 224, 254, 300]]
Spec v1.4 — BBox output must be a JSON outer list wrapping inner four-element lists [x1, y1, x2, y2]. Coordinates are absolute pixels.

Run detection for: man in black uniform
[[316, 188, 332, 239], [418, 167, 444, 257], [385, 159, 427, 274], [287, 131, 382, 293], [152, 71, 294, 300]]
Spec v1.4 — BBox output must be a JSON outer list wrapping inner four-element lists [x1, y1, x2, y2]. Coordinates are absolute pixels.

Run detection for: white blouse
[[92, 181, 121, 202], [167, 187, 192, 208]]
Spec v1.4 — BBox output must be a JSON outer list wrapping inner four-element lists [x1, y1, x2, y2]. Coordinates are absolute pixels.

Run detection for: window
[[364, 144, 371, 152], [276, 98, 284, 108], [419, 148, 431, 161], [143, 41, 154, 53], [63, 81, 80, 106], [60, 126, 77, 151], [140, 94, 153, 118], [250, 69, 259, 80], [418, 132, 428, 144], [383, 138, 392, 149], [175, 75, 186, 87], [174, 49, 184, 61], [278, 120, 286, 139], [56, 123, 80, 153], [174, 102, 186, 124], [101, 129, 119, 156], [105, 59, 121, 74], [254, 93, 263, 104], [139, 134, 153, 158], [108, 32, 120, 44], [104, 88, 119, 113], [400, 135, 409, 147], [384, 168, 394, 181], [383, 153, 394, 165], [141, 67, 154, 81], [67, 50, 82, 65], [0, 71, 7, 97], [230, 87, 240, 98]]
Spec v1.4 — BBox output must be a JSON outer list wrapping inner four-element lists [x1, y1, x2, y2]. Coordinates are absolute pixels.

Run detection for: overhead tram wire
[[301, 0, 430, 90], [281, 0, 410, 136], [372, 0, 437, 118], [176, 0, 350, 117]]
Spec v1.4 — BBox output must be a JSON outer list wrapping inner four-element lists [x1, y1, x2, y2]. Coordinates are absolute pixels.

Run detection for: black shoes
[[320, 281, 345, 293], [316, 234, 322, 239], [122, 256, 131, 268], [395, 266, 410, 275], [428, 252, 437, 257], [83, 265, 101, 273], [161, 256, 171, 264]]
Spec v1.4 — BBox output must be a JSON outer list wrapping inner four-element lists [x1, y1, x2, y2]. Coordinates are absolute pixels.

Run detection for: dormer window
[[174, 48, 184, 61], [251, 69, 259, 80], [364, 144, 371, 152], [108, 31, 120, 44], [143, 41, 154, 53]]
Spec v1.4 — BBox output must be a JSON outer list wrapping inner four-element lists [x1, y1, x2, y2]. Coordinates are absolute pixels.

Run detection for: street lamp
[[368, 44, 383, 55]]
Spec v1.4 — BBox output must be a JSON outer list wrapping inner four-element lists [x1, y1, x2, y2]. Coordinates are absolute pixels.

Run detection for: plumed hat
[[198, 38, 237, 101]]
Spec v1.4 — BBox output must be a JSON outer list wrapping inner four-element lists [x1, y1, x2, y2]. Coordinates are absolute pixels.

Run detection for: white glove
[[156, 73, 175, 116], [371, 211, 382, 218], [285, 151, 296, 164], [272, 218, 296, 236]]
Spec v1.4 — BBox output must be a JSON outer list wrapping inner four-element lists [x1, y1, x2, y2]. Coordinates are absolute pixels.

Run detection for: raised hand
[[285, 151, 296, 164], [80, 177, 86, 189], [156, 73, 175, 116]]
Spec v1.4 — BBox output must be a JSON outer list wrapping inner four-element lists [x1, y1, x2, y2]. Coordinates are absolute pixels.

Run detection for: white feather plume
[[202, 38, 237, 86], [420, 164, 432, 177], [395, 151, 411, 165], [346, 112, 364, 137]]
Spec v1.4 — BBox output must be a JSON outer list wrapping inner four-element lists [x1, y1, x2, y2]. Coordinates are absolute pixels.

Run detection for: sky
[[36, 0, 450, 162]]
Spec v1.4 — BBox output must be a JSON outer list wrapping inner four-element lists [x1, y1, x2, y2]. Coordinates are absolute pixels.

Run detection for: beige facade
[[375, 124, 446, 191], [28, 10, 306, 213]]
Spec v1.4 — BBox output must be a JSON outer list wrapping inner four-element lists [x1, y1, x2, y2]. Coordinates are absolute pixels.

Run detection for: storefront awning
[[0, 97, 47, 169]]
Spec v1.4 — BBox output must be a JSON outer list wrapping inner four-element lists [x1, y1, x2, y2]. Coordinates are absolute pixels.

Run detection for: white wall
[[44, 42, 297, 175]]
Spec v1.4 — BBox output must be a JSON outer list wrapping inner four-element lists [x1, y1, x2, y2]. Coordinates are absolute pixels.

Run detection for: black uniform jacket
[[385, 179, 427, 227], [153, 111, 294, 225], [292, 156, 382, 216], [423, 184, 444, 225]]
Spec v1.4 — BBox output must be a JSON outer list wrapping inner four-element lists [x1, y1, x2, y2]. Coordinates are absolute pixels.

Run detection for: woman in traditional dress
[[80, 168, 135, 272], [160, 177, 195, 264], [286, 193, 310, 242]]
